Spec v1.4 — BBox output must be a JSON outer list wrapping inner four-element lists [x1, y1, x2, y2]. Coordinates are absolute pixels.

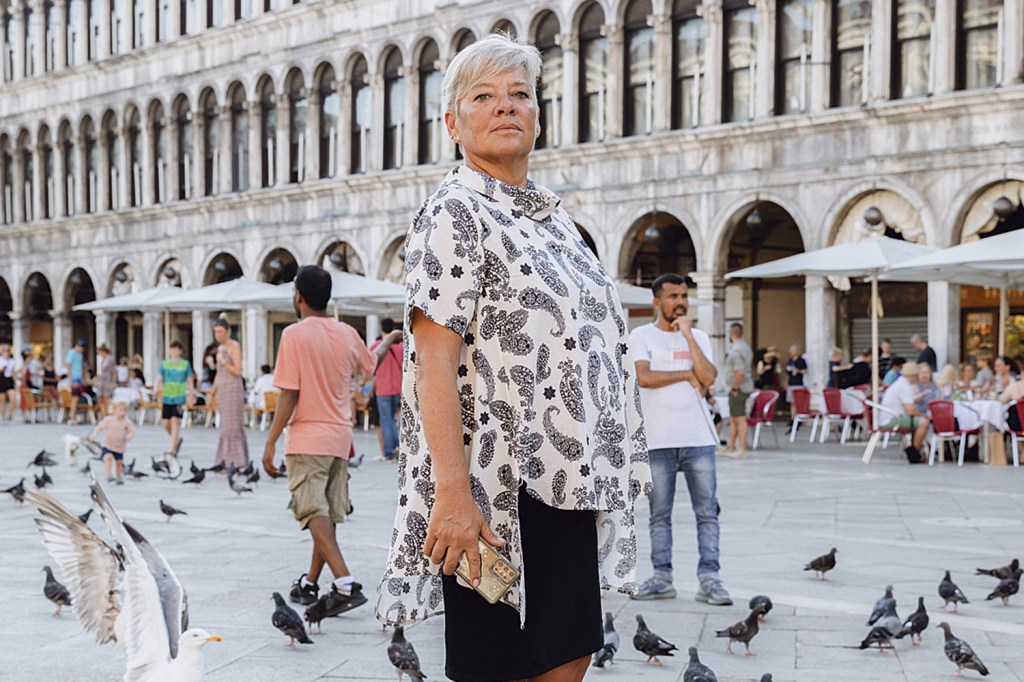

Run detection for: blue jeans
[[377, 393, 401, 457], [647, 445, 721, 580]]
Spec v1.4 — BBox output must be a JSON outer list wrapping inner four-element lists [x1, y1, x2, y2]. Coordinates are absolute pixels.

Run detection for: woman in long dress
[[211, 319, 248, 468]]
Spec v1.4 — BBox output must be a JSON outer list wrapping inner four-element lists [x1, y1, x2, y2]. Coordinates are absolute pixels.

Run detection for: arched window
[[535, 11, 562, 150], [199, 89, 218, 195], [454, 29, 476, 53], [831, 0, 871, 107], [3, 9, 13, 81], [174, 96, 192, 199], [25, 4, 36, 76], [39, 127, 53, 219], [45, 1, 57, 71], [207, 1, 223, 28], [382, 47, 405, 170], [777, 0, 812, 114], [235, 0, 254, 21], [491, 19, 517, 38], [126, 109, 141, 207], [418, 40, 441, 165], [624, 0, 655, 137], [672, 0, 705, 129], [101, 112, 119, 210], [58, 123, 74, 215], [0, 137, 11, 223], [82, 116, 98, 213], [724, 0, 758, 121], [578, 3, 608, 143], [350, 54, 370, 174], [893, 0, 934, 98], [18, 132, 33, 221], [150, 102, 167, 203], [258, 76, 276, 186], [317, 65, 338, 178], [956, 0, 999, 90], [229, 84, 248, 191], [287, 69, 306, 183]]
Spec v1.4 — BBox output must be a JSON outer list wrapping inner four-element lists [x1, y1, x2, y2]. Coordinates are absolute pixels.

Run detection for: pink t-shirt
[[273, 316, 376, 457], [91, 415, 135, 453], [370, 339, 404, 396]]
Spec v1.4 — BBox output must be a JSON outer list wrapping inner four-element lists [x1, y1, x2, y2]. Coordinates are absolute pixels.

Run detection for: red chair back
[[1012, 401, 1024, 435], [749, 390, 779, 423], [791, 387, 812, 415], [928, 400, 957, 433], [822, 387, 843, 415]]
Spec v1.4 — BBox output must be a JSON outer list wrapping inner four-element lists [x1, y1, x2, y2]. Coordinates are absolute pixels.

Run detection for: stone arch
[[378, 233, 408, 282], [107, 260, 139, 297], [256, 247, 300, 284], [60, 264, 100, 310], [202, 251, 245, 286], [317, 238, 367, 276], [946, 169, 1024, 244], [21, 272, 54, 352], [0, 275, 12, 343], [570, 0, 612, 29], [490, 17, 520, 38], [64, 267, 98, 353], [528, 6, 566, 42], [707, 191, 810, 271], [412, 33, 445, 65], [619, 210, 698, 286], [450, 27, 478, 56], [822, 177, 937, 248], [153, 255, 186, 288]]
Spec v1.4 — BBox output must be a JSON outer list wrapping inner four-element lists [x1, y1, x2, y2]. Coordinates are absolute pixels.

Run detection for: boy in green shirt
[[155, 340, 194, 455]]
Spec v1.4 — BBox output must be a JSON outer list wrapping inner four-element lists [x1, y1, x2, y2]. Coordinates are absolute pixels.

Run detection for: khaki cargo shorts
[[286, 454, 350, 530]]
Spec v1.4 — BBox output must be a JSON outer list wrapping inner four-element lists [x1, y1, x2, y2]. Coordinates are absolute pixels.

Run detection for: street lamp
[[993, 195, 1016, 221], [863, 206, 884, 228]]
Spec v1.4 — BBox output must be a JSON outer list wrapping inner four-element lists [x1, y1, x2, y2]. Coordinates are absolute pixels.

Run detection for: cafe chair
[[747, 390, 780, 450], [819, 387, 865, 444], [789, 387, 820, 442], [860, 400, 911, 464], [927, 400, 980, 467], [1006, 401, 1024, 468]]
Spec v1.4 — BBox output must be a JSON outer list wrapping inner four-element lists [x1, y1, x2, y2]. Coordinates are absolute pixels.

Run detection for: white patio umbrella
[[615, 282, 656, 310], [880, 229, 1024, 355], [233, 272, 404, 317], [727, 233, 935, 427], [74, 287, 192, 353]]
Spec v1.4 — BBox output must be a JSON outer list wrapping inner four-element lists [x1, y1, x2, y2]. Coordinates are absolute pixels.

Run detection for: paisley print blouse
[[375, 165, 651, 626]]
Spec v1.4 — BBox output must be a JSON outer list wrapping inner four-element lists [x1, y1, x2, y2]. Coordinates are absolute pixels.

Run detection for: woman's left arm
[[224, 343, 243, 377]]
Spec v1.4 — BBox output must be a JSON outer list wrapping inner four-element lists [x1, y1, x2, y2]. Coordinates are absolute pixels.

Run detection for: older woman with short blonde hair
[[376, 34, 651, 682]]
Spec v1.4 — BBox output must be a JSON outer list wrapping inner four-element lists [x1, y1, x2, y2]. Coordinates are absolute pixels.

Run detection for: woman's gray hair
[[442, 33, 543, 114]]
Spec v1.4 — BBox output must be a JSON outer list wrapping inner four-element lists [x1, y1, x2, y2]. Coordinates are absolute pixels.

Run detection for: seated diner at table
[[880, 361, 928, 464]]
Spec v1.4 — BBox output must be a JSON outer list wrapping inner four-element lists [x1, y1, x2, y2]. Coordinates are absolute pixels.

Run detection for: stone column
[[93, 311, 113, 355], [98, 129, 111, 210], [557, 33, 578, 145], [54, 137, 67, 216], [31, 0, 47, 75], [168, 0, 180, 39], [10, 311, 29, 355], [804, 276, 836, 390], [98, 0, 111, 59], [927, 281, 960, 369], [700, 0, 724, 125], [0, 144, 7, 222], [51, 311, 72, 368], [932, 0, 956, 94], [142, 311, 164, 386], [118, 0, 132, 51], [755, 0, 776, 118], [76, 132, 89, 212], [336, 80, 353, 173], [869, 0, 892, 101], [273, 94, 289, 185], [243, 305, 267, 384], [191, 309, 210, 378], [32, 140, 45, 220], [117, 127, 130, 208], [603, 24, 624, 139], [12, 3, 26, 80], [191, 109, 203, 196], [251, 0, 265, 17], [73, 0, 88, 65], [305, 88, 321, 180], [246, 100, 261, 190], [218, 105, 232, 194], [55, 0, 68, 70], [11, 146, 25, 222], [810, 0, 831, 110], [139, 119, 153, 205], [145, 0, 157, 46], [368, 73, 384, 172], [652, 13, 673, 132], [1003, 0, 1024, 85], [402, 66, 417, 168], [690, 271, 727, 372]]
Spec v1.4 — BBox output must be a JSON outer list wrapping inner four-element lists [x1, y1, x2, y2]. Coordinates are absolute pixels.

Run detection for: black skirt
[[441, 486, 602, 682]]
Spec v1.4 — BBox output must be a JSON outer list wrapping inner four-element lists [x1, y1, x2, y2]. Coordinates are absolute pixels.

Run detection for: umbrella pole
[[999, 286, 1008, 356], [333, 300, 339, 321], [163, 311, 170, 350], [871, 276, 880, 431]]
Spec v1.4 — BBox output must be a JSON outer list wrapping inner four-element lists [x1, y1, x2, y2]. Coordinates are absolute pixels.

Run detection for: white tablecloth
[[840, 390, 867, 415], [954, 400, 1006, 431]]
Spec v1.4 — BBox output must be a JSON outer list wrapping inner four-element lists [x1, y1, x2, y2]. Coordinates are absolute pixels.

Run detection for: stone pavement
[[2, 419, 1024, 681]]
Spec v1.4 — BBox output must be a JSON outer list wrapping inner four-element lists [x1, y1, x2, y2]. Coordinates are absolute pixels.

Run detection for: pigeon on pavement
[[228, 469, 253, 496], [160, 499, 187, 522], [715, 605, 765, 655], [859, 599, 901, 653], [633, 614, 677, 664], [245, 468, 260, 487], [304, 598, 328, 634], [182, 467, 205, 486], [591, 612, 619, 668], [42, 565, 72, 616], [29, 450, 58, 468], [749, 595, 773, 621], [124, 458, 148, 479], [937, 622, 989, 676], [2, 478, 26, 503], [975, 558, 1019, 580], [760, 676, 773, 682], [804, 547, 837, 579], [867, 585, 894, 625], [682, 647, 717, 682], [387, 625, 426, 681], [34, 468, 54, 489], [984, 568, 1023, 605], [939, 570, 969, 612], [204, 462, 226, 474], [349, 453, 365, 469], [272, 592, 313, 647], [895, 596, 929, 644]]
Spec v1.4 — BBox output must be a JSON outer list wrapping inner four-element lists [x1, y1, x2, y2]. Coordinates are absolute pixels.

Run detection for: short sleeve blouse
[[375, 166, 651, 626]]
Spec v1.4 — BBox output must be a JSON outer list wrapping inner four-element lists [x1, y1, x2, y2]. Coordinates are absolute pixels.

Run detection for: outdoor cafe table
[[953, 399, 1007, 465]]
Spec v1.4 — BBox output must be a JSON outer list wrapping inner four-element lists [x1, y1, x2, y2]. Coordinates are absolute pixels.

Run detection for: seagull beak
[[207, 635, 223, 642]]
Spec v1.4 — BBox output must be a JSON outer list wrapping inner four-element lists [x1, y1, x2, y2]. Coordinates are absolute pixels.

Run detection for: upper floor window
[[286, 70, 307, 183], [350, 55, 370, 174], [956, 0, 1000, 89], [777, 0, 812, 114], [382, 47, 405, 170], [199, 91, 219, 196], [831, 0, 871, 107], [578, 2, 608, 143], [623, 0, 655, 137], [229, 85, 249, 191], [174, 97, 193, 199], [25, 4, 36, 76], [318, 65, 339, 178], [2, 11, 12, 81], [724, 0, 757, 122], [672, 0, 705, 129], [417, 41, 442, 165], [126, 110, 141, 206], [150, 103, 167, 203], [45, 1, 57, 71], [535, 11, 562, 149], [88, 0, 101, 60], [258, 77, 276, 186], [893, 0, 935, 98]]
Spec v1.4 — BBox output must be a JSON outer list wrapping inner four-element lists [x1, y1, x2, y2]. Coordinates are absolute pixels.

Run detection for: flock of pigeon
[[4, 443, 1019, 680]]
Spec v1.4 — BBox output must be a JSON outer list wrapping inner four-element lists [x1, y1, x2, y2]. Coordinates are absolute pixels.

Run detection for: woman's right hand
[[424, 488, 505, 586]]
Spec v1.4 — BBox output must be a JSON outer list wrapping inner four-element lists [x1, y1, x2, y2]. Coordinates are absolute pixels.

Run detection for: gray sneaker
[[696, 577, 733, 605], [630, 574, 677, 601]]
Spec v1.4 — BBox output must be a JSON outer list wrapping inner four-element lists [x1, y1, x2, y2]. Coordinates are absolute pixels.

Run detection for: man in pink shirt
[[370, 317, 404, 460], [262, 265, 401, 616]]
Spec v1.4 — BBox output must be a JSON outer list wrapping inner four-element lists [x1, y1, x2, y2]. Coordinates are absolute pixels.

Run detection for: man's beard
[[663, 306, 687, 323]]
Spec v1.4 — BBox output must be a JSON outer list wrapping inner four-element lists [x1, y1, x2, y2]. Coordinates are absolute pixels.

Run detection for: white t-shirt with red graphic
[[630, 323, 718, 450]]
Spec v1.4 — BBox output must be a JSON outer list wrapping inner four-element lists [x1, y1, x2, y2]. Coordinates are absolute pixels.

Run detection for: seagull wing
[[25, 490, 122, 646], [91, 484, 175, 680], [124, 522, 189, 659]]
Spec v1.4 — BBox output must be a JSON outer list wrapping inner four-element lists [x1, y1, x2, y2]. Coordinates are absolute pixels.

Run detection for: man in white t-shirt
[[629, 274, 732, 606], [880, 360, 928, 464]]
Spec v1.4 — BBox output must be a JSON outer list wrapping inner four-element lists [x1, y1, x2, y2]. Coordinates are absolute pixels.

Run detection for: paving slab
[[1, 420, 1023, 681]]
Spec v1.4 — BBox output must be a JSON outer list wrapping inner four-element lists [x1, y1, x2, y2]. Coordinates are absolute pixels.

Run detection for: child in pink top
[[89, 401, 135, 484]]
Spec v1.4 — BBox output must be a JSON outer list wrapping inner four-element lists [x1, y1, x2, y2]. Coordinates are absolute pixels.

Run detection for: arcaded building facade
[[1, 0, 1022, 385]]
